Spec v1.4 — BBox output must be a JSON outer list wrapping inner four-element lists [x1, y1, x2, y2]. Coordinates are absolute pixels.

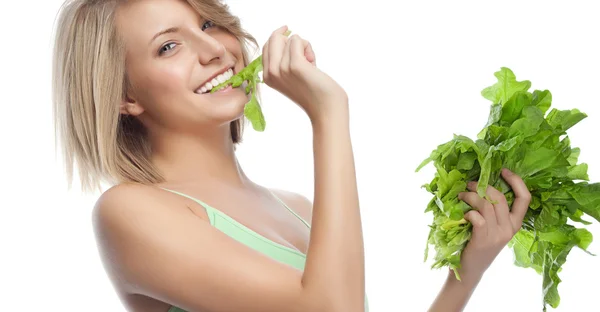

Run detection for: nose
[[191, 30, 226, 64]]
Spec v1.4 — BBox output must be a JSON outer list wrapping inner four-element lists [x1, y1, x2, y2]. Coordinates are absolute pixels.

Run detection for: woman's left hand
[[457, 168, 531, 283], [261, 26, 349, 125]]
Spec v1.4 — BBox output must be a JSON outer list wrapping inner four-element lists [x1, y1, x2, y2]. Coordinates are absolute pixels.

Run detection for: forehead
[[116, 0, 202, 47]]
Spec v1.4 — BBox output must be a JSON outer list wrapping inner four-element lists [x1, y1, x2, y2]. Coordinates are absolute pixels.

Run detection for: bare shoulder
[[93, 183, 167, 230], [269, 188, 313, 226], [94, 183, 142, 232], [94, 182, 151, 211], [91, 183, 196, 284]]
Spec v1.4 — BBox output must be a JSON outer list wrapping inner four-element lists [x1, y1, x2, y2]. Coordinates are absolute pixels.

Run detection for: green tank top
[[161, 188, 369, 312]]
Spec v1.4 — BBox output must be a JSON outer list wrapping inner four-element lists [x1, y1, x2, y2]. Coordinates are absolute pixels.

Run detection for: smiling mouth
[[194, 68, 234, 94]]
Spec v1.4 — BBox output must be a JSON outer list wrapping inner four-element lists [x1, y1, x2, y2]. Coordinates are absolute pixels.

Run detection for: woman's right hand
[[428, 168, 531, 312], [457, 168, 531, 283], [262, 25, 349, 125]]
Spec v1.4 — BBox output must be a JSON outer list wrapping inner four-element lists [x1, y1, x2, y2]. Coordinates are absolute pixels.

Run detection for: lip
[[196, 65, 235, 93]]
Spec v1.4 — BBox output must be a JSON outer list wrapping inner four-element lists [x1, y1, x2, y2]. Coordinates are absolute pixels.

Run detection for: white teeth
[[195, 68, 235, 94]]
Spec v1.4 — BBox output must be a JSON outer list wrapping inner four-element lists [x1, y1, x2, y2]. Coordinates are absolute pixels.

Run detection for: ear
[[120, 93, 145, 116]]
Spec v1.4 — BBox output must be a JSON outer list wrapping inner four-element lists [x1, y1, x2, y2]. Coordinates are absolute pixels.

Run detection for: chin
[[202, 89, 249, 123]]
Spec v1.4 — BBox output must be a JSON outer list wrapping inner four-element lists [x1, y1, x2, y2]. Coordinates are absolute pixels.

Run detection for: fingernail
[[503, 168, 513, 175]]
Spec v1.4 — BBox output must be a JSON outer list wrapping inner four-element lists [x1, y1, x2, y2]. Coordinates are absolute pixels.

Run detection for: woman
[[52, 0, 531, 311]]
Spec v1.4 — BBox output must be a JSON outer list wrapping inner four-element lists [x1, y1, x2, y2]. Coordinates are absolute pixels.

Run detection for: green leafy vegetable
[[417, 67, 600, 311], [210, 30, 292, 131]]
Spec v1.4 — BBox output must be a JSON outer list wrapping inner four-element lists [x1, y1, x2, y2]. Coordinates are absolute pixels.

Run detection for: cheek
[[146, 62, 192, 95], [128, 58, 195, 119]]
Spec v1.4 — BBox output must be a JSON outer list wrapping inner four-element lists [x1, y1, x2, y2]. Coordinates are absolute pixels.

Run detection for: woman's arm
[[303, 110, 365, 310], [269, 112, 365, 310], [428, 270, 481, 312], [428, 168, 531, 311]]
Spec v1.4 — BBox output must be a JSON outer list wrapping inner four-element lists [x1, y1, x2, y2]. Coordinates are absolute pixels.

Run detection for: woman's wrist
[[428, 269, 483, 312], [309, 101, 350, 134], [445, 268, 482, 293]]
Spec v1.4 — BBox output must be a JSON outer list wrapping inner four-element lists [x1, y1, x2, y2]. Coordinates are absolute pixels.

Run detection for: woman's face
[[116, 0, 249, 133]]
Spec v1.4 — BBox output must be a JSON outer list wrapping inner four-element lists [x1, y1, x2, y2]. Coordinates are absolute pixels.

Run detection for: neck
[[149, 124, 249, 188]]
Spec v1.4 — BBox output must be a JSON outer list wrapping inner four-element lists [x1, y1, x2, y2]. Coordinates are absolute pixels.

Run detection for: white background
[[1, 0, 599, 311]]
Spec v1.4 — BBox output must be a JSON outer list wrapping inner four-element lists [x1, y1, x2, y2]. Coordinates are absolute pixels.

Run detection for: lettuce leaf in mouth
[[210, 30, 292, 132], [417, 67, 599, 311]]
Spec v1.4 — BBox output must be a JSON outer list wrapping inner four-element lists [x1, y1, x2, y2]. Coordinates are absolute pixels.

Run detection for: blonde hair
[[52, 0, 258, 193]]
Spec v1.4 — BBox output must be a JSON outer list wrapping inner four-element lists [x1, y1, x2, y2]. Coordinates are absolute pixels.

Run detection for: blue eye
[[158, 42, 176, 56], [201, 20, 215, 31]]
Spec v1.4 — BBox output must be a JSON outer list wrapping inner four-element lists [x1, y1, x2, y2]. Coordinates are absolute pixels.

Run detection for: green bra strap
[[159, 187, 216, 225], [267, 189, 311, 229]]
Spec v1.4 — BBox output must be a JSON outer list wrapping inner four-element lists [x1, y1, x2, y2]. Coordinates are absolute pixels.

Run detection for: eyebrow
[[150, 27, 180, 45]]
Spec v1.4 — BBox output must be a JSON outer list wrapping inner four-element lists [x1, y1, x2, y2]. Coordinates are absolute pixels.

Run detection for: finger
[[273, 24, 289, 36], [464, 210, 487, 233], [280, 34, 294, 74], [464, 182, 497, 225], [480, 183, 510, 228], [304, 40, 316, 66], [262, 40, 270, 82], [289, 35, 310, 72], [460, 183, 497, 225], [267, 27, 289, 78], [502, 168, 531, 230]]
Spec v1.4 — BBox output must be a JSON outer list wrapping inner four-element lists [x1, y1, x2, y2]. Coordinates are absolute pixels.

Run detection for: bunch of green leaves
[[416, 67, 600, 311], [211, 30, 292, 132]]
